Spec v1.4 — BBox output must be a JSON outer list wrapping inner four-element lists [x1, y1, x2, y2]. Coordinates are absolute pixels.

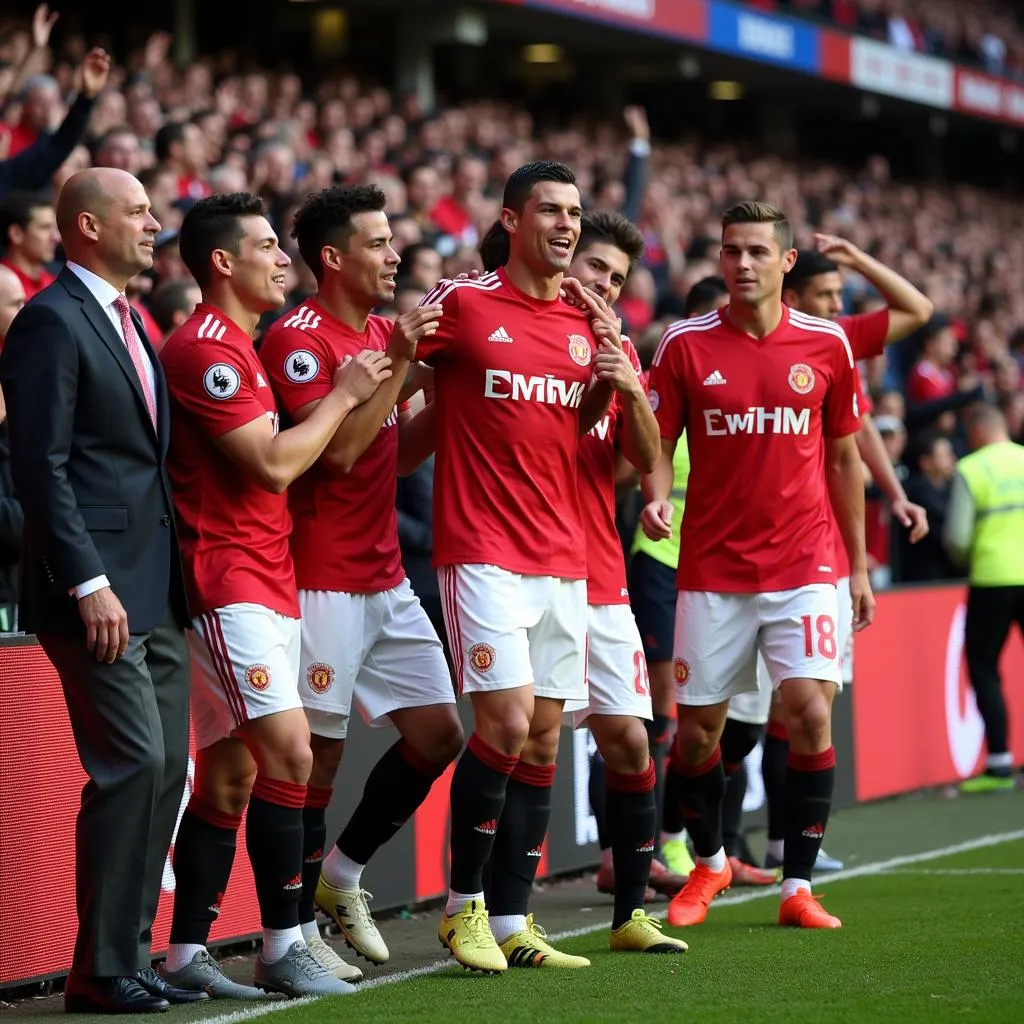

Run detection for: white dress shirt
[[65, 261, 158, 600]]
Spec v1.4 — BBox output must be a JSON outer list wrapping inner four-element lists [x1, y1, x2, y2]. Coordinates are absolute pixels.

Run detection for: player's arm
[[216, 352, 392, 493], [598, 353, 659, 474], [815, 233, 933, 344], [854, 413, 928, 543], [397, 402, 437, 477], [291, 306, 442, 474], [399, 361, 434, 404], [566, 279, 625, 436], [638, 436, 676, 541], [826, 433, 874, 631]]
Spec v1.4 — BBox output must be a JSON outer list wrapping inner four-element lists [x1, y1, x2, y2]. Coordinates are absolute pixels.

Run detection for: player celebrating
[[416, 162, 625, 973], [258, 184, 463, 976], [158, 192, 390, 998], [646, 201, 874, 930]]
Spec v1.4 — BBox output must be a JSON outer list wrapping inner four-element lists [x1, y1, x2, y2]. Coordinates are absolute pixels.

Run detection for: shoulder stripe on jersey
[[196, 312, 214, 339], [651, 312, 722, 367], [198, 315, 224, 340], [421, 273, 502, 307], [788, 310, 854, 367]]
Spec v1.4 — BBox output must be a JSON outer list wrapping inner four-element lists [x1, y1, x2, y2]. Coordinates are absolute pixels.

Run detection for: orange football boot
[[666, 860, 733, 926]]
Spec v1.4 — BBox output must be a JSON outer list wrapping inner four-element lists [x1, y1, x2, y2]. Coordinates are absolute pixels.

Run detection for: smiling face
[[92, 174, 162, 279], [503, 180, 582, 278], [329, 209, 401, 307], [721, 221, 796, 307], [569, 240, 632, 305], [219, 215, 291, 312]]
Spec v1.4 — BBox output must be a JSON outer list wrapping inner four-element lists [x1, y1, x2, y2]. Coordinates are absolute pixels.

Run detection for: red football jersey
[[160, 304, 298, 618], [578, 338, 644, 605], [837, 309, 889, 362], [649, 305, 861, 593], [417, 268, 598, 578], [259, 301, 404, 594]]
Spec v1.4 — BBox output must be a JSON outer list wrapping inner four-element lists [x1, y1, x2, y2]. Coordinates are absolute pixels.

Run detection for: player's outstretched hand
[[640, 499, 673, 541], [335, 350, 393, 404], [561, 278, 622, 350], [388, 305, 442, 361], [594, 340, 642, 396], [813, 233, 861, 267], [78, 586, 129, 664], [891, 497, 929, 543], [850, 568, 876, 632]]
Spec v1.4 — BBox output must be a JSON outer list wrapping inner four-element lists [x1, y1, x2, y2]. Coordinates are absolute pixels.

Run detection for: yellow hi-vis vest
[[632, 434, 690, 570], [956, 440, 1024, 587]]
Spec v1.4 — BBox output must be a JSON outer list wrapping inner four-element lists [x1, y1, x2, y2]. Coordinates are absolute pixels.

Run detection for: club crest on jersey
[[285, 349, 320, 384], [245, 664, 272, 691], [306, 662, 335, 694], [469, 643, 496, 673], [203, 363, 240, 400], [567, 334, 592, 367], [673, 658, 690, 686], [788, 363, 815, 395], [648, 389, 660, 413]]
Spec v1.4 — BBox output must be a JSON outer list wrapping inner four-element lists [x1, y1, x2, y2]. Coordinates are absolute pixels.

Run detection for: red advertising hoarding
[[0, 643, 262, 986], [854, 585, 1024, 801]]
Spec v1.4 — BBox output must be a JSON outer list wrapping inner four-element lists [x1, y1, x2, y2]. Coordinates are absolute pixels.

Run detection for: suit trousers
[[38, 603, 189, 977]]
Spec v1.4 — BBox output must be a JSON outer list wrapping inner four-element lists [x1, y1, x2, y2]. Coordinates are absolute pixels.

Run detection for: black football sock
[[763, 719, 790, 846], [169, 799, 241, 945], [337, 739, 445, 865], [448, 733, 517, 896], [588, 750, 610, 851], [783, 747, 836, 882], [486, 761, 554, 917], [299, 785, 332, 926], [669, 743, 726, 859], [606, 759, 657, 928], [721, 760, 747, 860], [644, 713, 672, 853], [246, 776, 306, 929]]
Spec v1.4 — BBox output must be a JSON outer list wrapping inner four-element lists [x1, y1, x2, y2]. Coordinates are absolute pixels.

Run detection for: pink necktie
[[113, 295, 157, 428]]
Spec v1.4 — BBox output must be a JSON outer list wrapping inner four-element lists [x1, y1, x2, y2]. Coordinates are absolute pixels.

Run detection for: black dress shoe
[[137, 966, 211, 1004], [64, 973, 169, 1014]]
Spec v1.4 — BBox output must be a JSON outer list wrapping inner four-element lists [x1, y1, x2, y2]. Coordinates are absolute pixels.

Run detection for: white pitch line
[[887, 867, 1024, 876], [200, 828, 1024, 1023]]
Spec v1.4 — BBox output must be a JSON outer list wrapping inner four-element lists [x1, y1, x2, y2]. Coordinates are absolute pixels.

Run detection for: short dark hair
[[148, 278, 198, 334], [291, 184, 387, 282], [178, 192, 267, 289], [502, 160, 576, 213], [684, 275, 728, 318], [479, 162, 578, 273], [783, 250, 840, 293], [576, 210, 645, 271], [721, 201, 794, 253], [155, 121, 189, 162], [909, 427, 947, 468], [0, 191, 50, 248]]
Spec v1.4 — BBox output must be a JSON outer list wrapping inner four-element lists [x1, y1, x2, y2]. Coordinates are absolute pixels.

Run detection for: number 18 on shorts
[[673, 584, 843, 706]]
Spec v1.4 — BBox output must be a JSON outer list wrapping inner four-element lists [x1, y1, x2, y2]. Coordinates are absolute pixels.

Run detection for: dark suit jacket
[[0, 266, 189, 635]]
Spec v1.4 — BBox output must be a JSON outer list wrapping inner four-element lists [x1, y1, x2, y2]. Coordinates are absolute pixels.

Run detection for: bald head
[[56, 168, 160, 289], [0, 264, 27, 342], [966, 403, 1009, 449]]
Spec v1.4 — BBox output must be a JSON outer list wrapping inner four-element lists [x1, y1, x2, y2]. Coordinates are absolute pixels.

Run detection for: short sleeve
[[162, 340, 267, 439], [259, 327, 335, 418], [613, 338, 646, 443], [648, 328, 687, 442], [838, 310, 889, 361], [823, 332, 862, 439], [414, 281, 461, 366], [855, 365, 873, 415]]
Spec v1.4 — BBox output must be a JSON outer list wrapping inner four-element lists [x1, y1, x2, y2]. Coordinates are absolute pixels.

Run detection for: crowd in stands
[[1, 4, 1022, 590], [765, 0, 1024, 79]]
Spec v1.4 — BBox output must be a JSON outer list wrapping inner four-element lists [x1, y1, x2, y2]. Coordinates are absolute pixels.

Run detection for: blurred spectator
[[0, 191, 59, 299], [154, 121, 210, 200], [897, 428, 961, 582], [399, 243, 443, 292], [431, 153, 487, 247], [147, 277, 200, 343], [2, 73, 60, 158], [0, 263, 25, 631], [93, 126, 143, 176]]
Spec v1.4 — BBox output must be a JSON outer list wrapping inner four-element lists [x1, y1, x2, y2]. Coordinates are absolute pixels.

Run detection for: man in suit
[[0, 263, 25, 631], [0, 167, 204, 1014]]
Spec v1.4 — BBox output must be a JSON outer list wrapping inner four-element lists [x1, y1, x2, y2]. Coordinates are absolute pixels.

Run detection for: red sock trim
[[251, 775, 307, 809], [766, 719, 789, 741], [606, 758, 656, 794], [512, 760, 556, 787], [467, 732, 519, 775], [304, 785, 333, 810], [723, 761, 741, 777], [650, 730, 671, 748], [398, 738, 445, 779], [672, 744, 722, 778], [787, 747, 836, 772], [187, 796, 242, 832]]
